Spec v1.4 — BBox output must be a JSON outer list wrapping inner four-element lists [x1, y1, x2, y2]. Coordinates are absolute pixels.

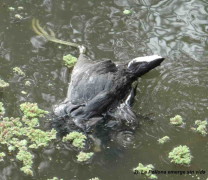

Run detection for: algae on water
[[0, 79, 9, 89], [192, 120, 207, 136], [62, 131, 87, 149], [20, 102, 48, 118], [77, 152, 94, 162], [168, 145, 192, 166], [133, 163, 157, 179], [13, 67, 25, 76], [89, 178, 100, 180], [158, 136, 170, 144], [123, 9, 132, 15], [0, 152, 6, 161], [47, 177, 63, 180], [170, 115, 184, 125], [63, 54, 77, 68], [0, 102, 56, 176], [25, 81, 32, 86], [0, 102, 5, 117]]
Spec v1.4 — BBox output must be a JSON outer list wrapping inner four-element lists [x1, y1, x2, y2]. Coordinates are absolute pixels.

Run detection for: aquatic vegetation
[[18, 6, 24, 10], [77, 152, 94, 162], [168, 145, 192, 166], [170, 115, 184, 125], [0, 102, 56, 176], [89, 178, 100, 180], [191, 120, 207, 136], [13, 67, 25, 76], [123, 9, 132, 15], [47, 177, 63, 180], [62, 131, 87, 149], [14, 14, 23, 20], [16, 149, 34, 176], [20, 102, 48, 118], [25, 80, 31, 86], [133, 163, 158, 179], [0, 79, 9, 89], [8, 7, 15, 11], [0, 152, 6, 161], [158, 136, 170, 144], [0, 102, 5, 117], [26, 128, 57, 148], [21, 91, 27, 95], [63, 54, 77, 68]]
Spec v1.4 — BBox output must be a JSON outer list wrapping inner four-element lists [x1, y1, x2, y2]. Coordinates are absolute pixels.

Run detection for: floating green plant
[[0, 102, 56, 176], [0, 152, 6, 161], [77, 152, 94, 162], [192, 120, 207, 136], [170, 115, 184, 125], [26, 128, 56, 148], [0, 79, 9, 89], [133, 163, 157, 179], [14, 14, 23, 20], [25, 80, 31, 86], [158, 136, 170, 144], [18, 6, 24, 10], [21, 91, 27, 95], [20, 102, 48, 118], [13, 67, 25, 76], [8, 7, 15, 11], [16, 149, 34, 176], [168, 145, 192, 166], [0, 102, 5, 117], [63, 54, 77, 68], [47, 177, 63, 180], [89, 178, 100, 180], [62, 131, 87, 149], [123, 9, 132, 15]]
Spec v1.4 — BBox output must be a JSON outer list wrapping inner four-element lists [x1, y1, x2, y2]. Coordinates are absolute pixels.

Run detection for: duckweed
[[0, 152, 6, 161], [89, 178, 100, 180], [168, 145, 192, 165], [123, 9, 132, 15], [0, 102, 5, 117], [14, 14, 23, 20], [63, 54, 77, 68], [170, 115, 183, 125], [18, 6, 24, 10], [16, 149, 34, 175], [25, 80, 32, 86], [192, 120, 207, 136], [0, 102, 57, 176], [21, 91, 27, 95], [158, 136, 170, 144], [77, 152, 94, 162], [26, 128, 56, 148], [0, 79, 9, 89], [133, 163, 158, 179], [13, 67, 25, 76], [62, 131, 87, 149], [47, 177, 63, 180], [8, 7, 15, 11], [20, 102, 48, 118]]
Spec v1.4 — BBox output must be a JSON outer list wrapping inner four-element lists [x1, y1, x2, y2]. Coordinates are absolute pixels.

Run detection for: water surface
[[0, 0, 208, 179]]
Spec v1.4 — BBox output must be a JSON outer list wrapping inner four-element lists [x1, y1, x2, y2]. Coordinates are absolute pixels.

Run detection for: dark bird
[[32, 19, 165, 133]]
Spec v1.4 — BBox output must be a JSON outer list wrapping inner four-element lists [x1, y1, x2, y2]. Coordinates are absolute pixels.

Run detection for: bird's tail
[[32, 18, 86, 54]]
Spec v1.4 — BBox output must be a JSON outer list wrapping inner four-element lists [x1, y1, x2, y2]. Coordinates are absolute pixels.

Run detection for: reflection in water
[[0, 0, 208, 179]]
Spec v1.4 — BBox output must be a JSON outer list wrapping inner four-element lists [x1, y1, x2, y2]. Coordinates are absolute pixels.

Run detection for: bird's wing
[[67, 58, 131, 107]]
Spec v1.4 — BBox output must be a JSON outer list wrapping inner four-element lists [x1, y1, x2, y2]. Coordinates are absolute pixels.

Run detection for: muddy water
[[0, 0, 208, 179]]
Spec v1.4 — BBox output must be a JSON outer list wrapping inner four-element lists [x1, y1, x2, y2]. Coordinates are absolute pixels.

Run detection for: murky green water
[[0, 0, 208, 179]]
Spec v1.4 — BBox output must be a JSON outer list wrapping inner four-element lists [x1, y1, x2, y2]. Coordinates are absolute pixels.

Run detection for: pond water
[[0, 0, 208, 179]]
